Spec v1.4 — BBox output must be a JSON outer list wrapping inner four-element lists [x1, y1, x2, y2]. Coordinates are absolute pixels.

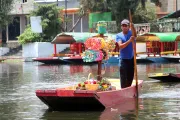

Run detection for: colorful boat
[[33, 32, 117, 64], [35, 79, 143, 111], [148, 72, 180, 82], [136, 32, 180, 62]]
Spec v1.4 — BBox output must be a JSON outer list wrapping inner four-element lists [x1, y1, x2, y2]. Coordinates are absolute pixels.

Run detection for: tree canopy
[[133, 1, 157, 23], [80, 0, 160, 26], [0, 0, 14, 28]]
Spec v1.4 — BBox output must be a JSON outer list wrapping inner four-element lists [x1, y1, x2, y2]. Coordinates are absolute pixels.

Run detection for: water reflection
[[41, 98, 142, 120], [0, 62, 180, 120], [145, 63, 180, 73]]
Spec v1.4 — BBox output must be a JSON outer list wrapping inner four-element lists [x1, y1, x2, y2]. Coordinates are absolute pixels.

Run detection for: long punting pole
[[97, 34, 104, 81], [97, 61, 102, 81], [129, 10, 138, 97]]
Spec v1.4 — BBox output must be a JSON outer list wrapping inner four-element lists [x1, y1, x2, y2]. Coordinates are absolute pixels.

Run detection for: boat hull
[[148, 73, 180, 82], [33, 57, 97, 64], [37, 96, 105, 111]]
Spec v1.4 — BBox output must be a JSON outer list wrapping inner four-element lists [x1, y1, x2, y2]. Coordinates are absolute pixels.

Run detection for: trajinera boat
[[148, 72, 180, 82], [36, 78, 143, 111]]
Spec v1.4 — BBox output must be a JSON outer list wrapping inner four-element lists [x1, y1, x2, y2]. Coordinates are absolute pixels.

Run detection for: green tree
[[107, 0, 160, 25], [80, 0, 160, 26], [133, 1, 159, 32], [133, 1, 157, 23], [18, 4, 64, 44], [0, 0, 14, 28], [0, 0, 14, 40]]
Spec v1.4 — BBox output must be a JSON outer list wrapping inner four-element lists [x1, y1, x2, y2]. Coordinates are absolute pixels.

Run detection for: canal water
[[0, 61, 180, 120]]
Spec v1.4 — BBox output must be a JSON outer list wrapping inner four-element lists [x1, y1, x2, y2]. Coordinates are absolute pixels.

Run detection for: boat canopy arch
[[136, 32, 180, 42], [51, 32, 116, 44], [159, 9, 180, 20]]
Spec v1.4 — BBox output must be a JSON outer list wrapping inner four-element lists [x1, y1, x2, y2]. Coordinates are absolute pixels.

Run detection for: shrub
[[18, 25, 42, 44]]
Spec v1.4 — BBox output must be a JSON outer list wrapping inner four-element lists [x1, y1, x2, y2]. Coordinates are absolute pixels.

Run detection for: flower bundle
[[85, 37, 105, 50], [76, 74, 112, 91], [98, 78, 112, 91], [82, 50, 104, 62], [104, 37, 116, 52]]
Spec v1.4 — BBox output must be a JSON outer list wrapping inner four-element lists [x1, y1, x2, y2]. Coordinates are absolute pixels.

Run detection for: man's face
[[121, 24, 129, 33]]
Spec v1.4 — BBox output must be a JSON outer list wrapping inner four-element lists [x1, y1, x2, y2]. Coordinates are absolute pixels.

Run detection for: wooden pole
[[129, 10, 138, 97], [53, 44, 57, 57], [97, 60, 102, 81]]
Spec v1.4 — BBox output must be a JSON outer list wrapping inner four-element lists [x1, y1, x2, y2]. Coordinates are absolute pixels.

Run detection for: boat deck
[[61, 79, 137, 90]]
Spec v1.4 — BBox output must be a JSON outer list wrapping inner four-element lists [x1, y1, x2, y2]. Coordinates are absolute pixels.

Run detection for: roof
[[136, 32, 180, 42], [51, 32, 116, 44], [159, 10, 180, 20]]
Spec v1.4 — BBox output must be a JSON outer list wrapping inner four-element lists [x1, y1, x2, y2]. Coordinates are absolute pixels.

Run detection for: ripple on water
[[141, 90, 180, 98]]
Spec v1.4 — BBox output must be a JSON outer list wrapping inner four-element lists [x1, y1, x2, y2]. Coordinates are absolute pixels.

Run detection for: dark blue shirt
[[116, 30, 134, 59]]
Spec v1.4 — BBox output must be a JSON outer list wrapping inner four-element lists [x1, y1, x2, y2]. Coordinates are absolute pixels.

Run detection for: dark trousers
[[120, 57, 134, 88]]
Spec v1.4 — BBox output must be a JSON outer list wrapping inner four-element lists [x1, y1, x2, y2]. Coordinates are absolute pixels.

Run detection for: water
[[0, 61, 180, 120]]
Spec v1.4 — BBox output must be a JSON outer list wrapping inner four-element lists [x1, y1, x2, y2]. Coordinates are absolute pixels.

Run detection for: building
[[1, 0, 89, 43], [156, 0, 180, 32], [2, 0, 34, 43], [34, 0, 89, 32], [156, 0, 180, 18]]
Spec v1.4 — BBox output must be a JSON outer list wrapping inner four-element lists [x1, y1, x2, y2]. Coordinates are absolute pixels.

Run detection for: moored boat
[[148, 73, 180, 82], [136, 32, 180, 63], [33, 32, 117, 64], [36, 79, 143, 111]]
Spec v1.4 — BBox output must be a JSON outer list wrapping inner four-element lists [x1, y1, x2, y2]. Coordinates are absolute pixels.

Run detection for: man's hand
[[130, 36, 135, 42]]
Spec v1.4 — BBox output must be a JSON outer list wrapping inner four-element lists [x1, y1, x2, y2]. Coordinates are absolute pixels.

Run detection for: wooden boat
[[32, 56, 97, 64], [136, 32, 180, 62], [36, 79, 143, 111], [33, 32, 117, 64], [148, 73, 180, 82]]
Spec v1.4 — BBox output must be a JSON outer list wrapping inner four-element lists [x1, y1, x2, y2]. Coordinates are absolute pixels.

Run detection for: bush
[[18, 26, 42, 44]]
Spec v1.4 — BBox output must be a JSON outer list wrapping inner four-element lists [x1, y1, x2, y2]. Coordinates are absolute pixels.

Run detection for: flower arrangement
[[85, 37, 105, 50], [98, 78, 112, 91], [104, 37, 116, 52], [76, 78, 99, 90], [76, 73, 112, 91], [82, 49, 104, 62]]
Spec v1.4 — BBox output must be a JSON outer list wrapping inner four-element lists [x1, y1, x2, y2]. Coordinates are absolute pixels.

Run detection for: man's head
[[121, 19, 130, 34]]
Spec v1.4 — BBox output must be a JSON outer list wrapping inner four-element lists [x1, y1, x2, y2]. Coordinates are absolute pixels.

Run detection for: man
[[115, 19, 136, 88]]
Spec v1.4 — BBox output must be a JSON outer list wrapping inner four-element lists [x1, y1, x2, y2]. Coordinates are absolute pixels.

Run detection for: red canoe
[[36, 79, 143, 111]]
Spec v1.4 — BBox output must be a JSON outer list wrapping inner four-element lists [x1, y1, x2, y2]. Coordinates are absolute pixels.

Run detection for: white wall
[[136, 43, 146, 53], [0, 47, 10, 56], [11, 0, 34, 15], [23, 42, 69, 61]]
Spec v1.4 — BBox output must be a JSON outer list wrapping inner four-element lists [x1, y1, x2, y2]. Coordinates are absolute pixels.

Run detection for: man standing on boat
[[116, 19, 136, 88]]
